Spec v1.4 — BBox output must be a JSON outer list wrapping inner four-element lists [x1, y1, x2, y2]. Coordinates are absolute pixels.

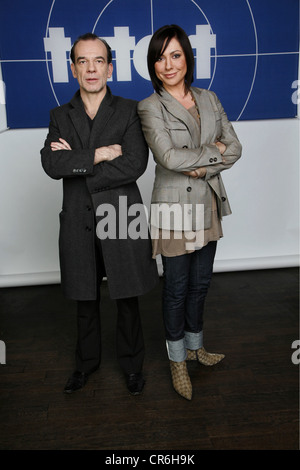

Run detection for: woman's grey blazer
[[137, 87, 242, 231]]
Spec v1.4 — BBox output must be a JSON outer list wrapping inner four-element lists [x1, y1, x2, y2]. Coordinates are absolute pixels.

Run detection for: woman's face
[[154, 37, 187, 90]]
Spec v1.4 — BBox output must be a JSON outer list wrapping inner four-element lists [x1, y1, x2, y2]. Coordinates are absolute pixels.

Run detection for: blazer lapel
[[191, 87, 216, 144], [159, 88, 201, 147]]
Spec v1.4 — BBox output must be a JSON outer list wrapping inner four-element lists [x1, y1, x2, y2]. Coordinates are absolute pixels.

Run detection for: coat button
[[221, 197, 226, 202], [85, 226, 92, 231], [187, 186, 192, 192], [182, 145, 188, 148], [209, 158, 213, 162], [86, 205, 91, 211], [214, 157, 218, 162]]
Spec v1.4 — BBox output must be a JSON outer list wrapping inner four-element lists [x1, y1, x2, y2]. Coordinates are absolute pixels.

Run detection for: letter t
[[44, 28, 72, 83]]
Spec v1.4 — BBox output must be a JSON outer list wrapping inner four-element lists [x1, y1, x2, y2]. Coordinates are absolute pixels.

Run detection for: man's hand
[[50, 139, 122, 165], [51, 138, 72, 151], [94, 144, 122, 164]]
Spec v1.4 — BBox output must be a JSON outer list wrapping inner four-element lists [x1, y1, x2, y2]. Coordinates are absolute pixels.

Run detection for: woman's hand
[[183, 167, 207, 179], [215, 141, 226, 154]]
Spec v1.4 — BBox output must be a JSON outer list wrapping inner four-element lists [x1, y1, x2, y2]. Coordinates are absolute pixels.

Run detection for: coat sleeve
[[85, 103, 149, 194], [137, 97, 223, 173], [40, 109, 95, 180]]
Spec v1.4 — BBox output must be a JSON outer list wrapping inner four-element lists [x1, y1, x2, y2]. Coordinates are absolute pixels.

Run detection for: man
[[41, 33, 158, 395]]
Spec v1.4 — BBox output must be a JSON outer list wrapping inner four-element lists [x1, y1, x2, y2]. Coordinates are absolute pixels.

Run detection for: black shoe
[[63, 370, 89, 394], [125, 372, 145, 395]]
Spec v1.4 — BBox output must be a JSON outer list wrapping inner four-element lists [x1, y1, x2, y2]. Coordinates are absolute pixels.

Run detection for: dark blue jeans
[[162, 241, 217, 343]]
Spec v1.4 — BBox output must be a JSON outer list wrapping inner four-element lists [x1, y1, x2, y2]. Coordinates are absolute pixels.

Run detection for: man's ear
[[107, 62, 113, 79], [71, 62, 77, 79]]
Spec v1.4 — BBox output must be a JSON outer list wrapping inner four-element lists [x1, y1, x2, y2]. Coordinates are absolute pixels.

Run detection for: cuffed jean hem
[[166, 339, 187, 362], [184, 330, 203, 350], [166, 331, 204, 362]]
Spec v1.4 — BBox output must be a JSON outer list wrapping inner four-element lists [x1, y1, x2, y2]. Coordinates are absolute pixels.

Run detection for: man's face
[[71, 39, 113, 95]]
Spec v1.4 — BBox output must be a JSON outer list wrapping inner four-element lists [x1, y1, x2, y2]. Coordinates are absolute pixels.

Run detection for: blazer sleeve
[[41, 109, 95, 180], [204, 92, 242, 181], [137, 97, 223, 173]]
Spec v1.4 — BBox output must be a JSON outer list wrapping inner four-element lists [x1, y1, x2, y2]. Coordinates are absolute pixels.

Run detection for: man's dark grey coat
[[41, 88, 158, 300]]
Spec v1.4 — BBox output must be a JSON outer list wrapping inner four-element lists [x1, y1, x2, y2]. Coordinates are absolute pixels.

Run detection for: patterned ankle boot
[[169, 360, 192, 400], [186, 347, 225, 366]]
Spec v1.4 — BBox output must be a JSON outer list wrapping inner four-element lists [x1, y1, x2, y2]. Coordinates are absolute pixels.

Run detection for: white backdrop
[[0, 84, 299, 287]]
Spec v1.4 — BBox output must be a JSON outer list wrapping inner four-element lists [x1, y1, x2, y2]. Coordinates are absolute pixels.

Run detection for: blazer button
[[86, 205, 91, 211], [182, 145, 188, 148], [85, 226, 92, 232], [221, 197, 226, 202], [209, 158, 213, 163], [214, 157, 218, 162], [187, 186, 192, 192]]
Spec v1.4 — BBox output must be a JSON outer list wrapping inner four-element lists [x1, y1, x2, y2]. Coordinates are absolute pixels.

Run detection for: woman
[[137, 25, 242, 400]]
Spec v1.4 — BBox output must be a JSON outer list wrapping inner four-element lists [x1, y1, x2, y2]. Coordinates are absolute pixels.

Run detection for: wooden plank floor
[[0, 268, 298, 450]]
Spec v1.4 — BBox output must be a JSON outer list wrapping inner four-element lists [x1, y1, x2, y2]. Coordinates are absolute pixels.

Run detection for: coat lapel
[[89, 88, 115, 148], [68, 88, 115, 149], [69, 91, 90, 149]]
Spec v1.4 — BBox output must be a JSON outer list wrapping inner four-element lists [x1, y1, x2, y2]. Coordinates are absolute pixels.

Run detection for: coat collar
[[68, 87, 115, 148]]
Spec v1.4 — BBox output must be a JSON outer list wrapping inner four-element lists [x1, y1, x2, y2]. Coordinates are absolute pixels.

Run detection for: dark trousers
[[161, 241, 217, 342], [75, 239, 145, 375]]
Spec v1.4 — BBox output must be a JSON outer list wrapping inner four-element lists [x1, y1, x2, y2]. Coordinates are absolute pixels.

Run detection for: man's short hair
[[70, 33, 112, 64]]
